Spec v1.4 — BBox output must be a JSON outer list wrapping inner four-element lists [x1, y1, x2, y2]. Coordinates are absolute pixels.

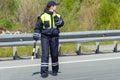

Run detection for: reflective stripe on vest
[[41, 13, 61, 29]]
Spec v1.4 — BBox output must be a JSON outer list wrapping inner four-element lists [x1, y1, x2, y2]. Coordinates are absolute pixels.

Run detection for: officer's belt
[[43, 27, 57, 29]]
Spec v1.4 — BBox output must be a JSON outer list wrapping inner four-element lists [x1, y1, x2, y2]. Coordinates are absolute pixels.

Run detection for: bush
[[0, 19, 16, 30], [58, 0, 82, 32], [0, 0, 120, 32], [109, 0, 120, 7], [95, 1, 118, 30], [0, 0, 19, 30], [15, 0, 49, 32], [0, 0, 19, 17], [109, 11, 120, 29]]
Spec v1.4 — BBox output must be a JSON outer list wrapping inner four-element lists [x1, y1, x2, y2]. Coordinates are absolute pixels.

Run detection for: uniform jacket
[[34, 9, 64, 37]]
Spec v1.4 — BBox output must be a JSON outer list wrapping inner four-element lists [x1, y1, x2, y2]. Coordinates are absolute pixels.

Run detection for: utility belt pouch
[[44, 21, 49, 29]]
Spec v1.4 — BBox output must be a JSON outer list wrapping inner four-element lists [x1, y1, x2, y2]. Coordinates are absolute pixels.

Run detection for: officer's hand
[[53, 11, 57, 17], [34, 40, 37, 43], [33, 33, 39, 41], [54, 17, 62, 26], [54, 15, 59, 22]]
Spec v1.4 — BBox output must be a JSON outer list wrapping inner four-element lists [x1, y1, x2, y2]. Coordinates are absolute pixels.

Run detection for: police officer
[[33, 1, 64, 78]]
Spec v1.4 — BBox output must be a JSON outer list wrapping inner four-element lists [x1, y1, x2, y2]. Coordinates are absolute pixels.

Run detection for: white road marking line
[[0, 64, 40, 70], [60, 57, 120, 64], [0, 57, 120, 70]]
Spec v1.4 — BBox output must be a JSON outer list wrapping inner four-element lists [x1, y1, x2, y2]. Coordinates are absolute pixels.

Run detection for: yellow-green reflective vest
[[41, 13, 61, 29]]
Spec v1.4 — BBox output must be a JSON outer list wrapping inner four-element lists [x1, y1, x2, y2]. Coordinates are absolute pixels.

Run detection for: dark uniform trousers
[[41, 34, 59, 74]]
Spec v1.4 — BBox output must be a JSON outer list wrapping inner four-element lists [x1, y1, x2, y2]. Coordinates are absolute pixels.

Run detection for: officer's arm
[[54, 16, 64, 28], [33, 16, 43, 41], [34, 16, 43, 33]]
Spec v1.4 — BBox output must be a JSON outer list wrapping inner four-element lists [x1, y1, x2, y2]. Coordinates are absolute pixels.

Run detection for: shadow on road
[[32, 72, 40, 76], [32, 71, 61, 76]]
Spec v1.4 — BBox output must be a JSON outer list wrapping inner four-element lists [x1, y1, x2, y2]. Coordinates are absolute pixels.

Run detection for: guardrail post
[[95, 42, 99, 53], [113, 41, 118, 52], [58, 44, 62, 56], [76, 43, 81, 55], [13, 46, 19, 60], [35, 46, 40, 58]]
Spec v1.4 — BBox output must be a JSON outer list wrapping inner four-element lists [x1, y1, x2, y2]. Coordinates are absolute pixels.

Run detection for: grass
[[0, 41, 118, 58], [0, 46, 33, 58], [0, 47, 13, 57], [60, 43, 77, 54], [0, 44, 80, 57], [17, 46, 33, 56]]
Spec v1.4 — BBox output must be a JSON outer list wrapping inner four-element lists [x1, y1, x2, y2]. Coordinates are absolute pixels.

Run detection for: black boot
[[52, 71, 58, 76], [41, 73, 48, 78]]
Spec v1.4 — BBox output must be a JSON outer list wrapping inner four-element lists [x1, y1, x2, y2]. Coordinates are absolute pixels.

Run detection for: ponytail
[[45, 5, 50, 10]]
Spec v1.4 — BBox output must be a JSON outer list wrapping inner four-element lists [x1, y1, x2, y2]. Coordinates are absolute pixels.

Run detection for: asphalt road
[[0, 53, 120, 80]]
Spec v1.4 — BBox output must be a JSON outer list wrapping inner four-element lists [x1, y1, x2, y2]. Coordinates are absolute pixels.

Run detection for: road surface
[[0, 53, 120, 80]]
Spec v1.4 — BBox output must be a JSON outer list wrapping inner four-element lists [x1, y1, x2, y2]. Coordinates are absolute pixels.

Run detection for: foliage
[[15, 0, 49, 32], [109, 0, 120, 7], [58, 0, 82, 32], [0, 0, 19, 30], [0, 0, 19, 16], [109, 11, 120, 29], [95, 0, 118, 30], [0, 18, 16, 30], [0, 0, 120, 31]]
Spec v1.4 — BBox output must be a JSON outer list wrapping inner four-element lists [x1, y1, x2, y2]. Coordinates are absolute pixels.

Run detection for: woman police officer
[[33, 1, 64, 78]]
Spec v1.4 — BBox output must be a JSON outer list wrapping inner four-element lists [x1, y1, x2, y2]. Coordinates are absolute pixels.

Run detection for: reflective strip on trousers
[[52, 62, 58, 66], [41, 63, 48, 67]]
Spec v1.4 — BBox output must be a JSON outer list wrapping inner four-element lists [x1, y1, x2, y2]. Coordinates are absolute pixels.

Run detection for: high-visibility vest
[[41, 12, 61, 29]]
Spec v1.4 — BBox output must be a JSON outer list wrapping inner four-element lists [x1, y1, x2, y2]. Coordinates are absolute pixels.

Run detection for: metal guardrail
[[0, 30, 120, 59]]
